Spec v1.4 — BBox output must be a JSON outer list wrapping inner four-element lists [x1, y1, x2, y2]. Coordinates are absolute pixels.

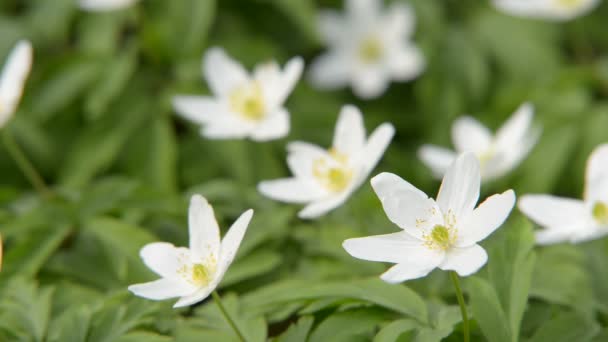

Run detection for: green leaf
[[221, 250, 282, 287], [243, 278, 428, 324], [374, 319, 417, 342], [275, 316, 315, 342], [0, 278, 54, 342], [2, 223, 71, 278], [468, 276, 512, 342], [309, 308, 391, 342], [528, 311, 599, 342]]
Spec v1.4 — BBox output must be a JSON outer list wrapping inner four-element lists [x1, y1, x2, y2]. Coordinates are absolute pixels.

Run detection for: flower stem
[[1, 129, 52, 199], [212, 291, 247, 342], [450, 271, 470, 342]]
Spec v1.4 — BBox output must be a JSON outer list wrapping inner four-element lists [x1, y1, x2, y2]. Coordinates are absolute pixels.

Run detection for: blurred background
[[1, 0, 608, 341]]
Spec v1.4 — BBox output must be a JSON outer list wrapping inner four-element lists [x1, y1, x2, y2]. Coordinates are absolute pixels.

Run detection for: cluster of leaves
[[1, 0, 608, 341]]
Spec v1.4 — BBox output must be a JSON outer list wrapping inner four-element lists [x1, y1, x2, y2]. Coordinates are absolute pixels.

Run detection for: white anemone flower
[[343, 153, 515, 283], [173, 48, 303, 141], [258, 105, 394, 219], [492, 0, 600, 21], [418, 103, 539, 182], [519, 144, 608, 245], [129, 195, 253, 308], [0, 40, 32, 129], [309, 0, 425, 99], [79, 0, 139, 11]]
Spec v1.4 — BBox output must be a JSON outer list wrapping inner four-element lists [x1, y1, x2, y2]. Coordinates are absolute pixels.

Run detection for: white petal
[[129, 278, 195, 301], [317, 10, 347, 45], [380, 257, 443, 283], [357, 123, 395, 177], [493, 0, 599, 21], [534, 228, 573, 245], [218, 209, 254, 276], [203, 48, 249, 97], [347, 0, 381, 23], [172, 96, 219, 124], [417, 145, 457, 179], [275, 56, 304, 106], [202, 118, 253, 140], [298, 192, 351, 219], [188, 195, 220, 263], [332, 105, 366, 156], [79, 0, 138, 11], [584, 144, 608, 203], [451, 116, 492, 155], [371, 173, 441, 239], [0, 40, 32, 127], [387, 45, 425, 82], [493, 102, 534, 153], [518, 195, 590, 231], [343, 231, 434, 264], [436, 153, 480, 222], [250, 108, 290, 141], [287, 142, 330, 179], [371, 172, 428, 203], [309, 52, 352, 90], [352, 65, 389, 99], [439, 244, 488, 276], [139, 242, 184, 279], [258, 178, 326, 203], [382, 3, 415, 39], [456, 190, 515, 246], [173, 283, 216, 308]]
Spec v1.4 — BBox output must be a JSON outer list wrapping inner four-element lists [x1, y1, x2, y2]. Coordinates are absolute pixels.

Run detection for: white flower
[[0, 40, 32, 129], [128, 195, 253, 308], [418, 103, 539, 182], [492, 0, 600, 21], [173, 48, 303, 141], [79, 0, 139, 11], [258, 105, 394, 219], [343, 153, 515, 283], [519, 144, 608, 245], [309, 0, 425, 99]]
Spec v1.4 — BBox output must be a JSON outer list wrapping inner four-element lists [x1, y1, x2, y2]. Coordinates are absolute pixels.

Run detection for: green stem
[[212, 291, 247, 342], [450, 271, 470, 342], [2, 129, 52, 199]]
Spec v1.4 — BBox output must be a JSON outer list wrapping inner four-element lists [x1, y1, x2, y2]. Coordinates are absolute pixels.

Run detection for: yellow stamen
[[358, 37, 383, 63], [229, 81, 266, 121], [592, 202, 608, 225]]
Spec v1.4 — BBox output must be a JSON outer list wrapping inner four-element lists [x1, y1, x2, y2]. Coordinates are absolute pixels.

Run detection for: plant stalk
[[212, 291, 247, 342], [2, 129, 52, 198], [450, 271, 470, 342]]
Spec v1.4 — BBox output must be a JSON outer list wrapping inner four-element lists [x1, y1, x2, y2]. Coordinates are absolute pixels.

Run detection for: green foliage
[[1, 0, 607, 341]]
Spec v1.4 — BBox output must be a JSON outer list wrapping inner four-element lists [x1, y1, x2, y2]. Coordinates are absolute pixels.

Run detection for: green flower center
[[358, 37, 383, 63], [556, 0, 582, 8], [191, 263, 212, 287], [229, 82, 266, 121], [592, 202, 608, 225], [424, 224, 456, 250], [312, 149, 353, 193]]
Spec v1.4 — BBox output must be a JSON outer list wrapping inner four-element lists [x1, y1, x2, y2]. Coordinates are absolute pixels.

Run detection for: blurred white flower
[[258, 105, 394, 219], [129, 195, 253, 308], [343, 153, 515, 283], [309, 0, 425, 99], [173, 48, 303, 141], [418, 103, 539, 182], [0, 40, 32, 129], [492, 0, 600, 21], [79, 0, 139, 11], [519, 144, 608, 245]]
